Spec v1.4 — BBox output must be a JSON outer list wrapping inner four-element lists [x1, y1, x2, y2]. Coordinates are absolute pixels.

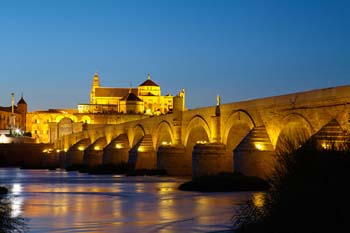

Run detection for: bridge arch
[[56, 115, 77, 123], [130, 124, 146, 147], [68, 138, 91, 152], [184, 115, 211, 149], [223, 110, 256, 152], [275, 113, 314, 154], [87, 136, 107, 151], [80, 115, 91, 124], [153, 120, 174, 149]]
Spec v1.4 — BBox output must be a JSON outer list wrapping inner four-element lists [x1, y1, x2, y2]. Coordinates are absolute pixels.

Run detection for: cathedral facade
[[78, 73, 174, 115], [23, 72, 178, 143]]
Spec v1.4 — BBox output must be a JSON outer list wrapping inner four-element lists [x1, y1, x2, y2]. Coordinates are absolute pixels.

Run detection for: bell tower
[[90, 72, 100, 104]]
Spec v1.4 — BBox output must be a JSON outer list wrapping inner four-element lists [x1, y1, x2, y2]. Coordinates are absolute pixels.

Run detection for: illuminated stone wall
[[26, 110, 149, 143], [51, 85, 350, 177]]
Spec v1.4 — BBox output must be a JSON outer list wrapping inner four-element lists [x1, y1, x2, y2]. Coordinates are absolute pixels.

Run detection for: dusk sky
[[0, 0, 349, 111]]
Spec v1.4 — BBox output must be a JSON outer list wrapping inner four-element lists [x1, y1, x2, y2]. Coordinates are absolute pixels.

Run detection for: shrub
[[234, 137, 350, 233], [0, 187, 27, 232]]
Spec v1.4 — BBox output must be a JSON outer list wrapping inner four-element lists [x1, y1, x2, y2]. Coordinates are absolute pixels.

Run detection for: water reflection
[[252, 192, 265, 208], [0, 168, 254, 233], [11, 183, 23, 217]]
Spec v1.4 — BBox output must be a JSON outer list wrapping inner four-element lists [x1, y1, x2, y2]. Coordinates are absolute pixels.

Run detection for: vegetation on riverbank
[[0, 186, 8, 195], [0, 186, 27, 232], [178, 173, 270, 192], [234, 139, 350, 233]]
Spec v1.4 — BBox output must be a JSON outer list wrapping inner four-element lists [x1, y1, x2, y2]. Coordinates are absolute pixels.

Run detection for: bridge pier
[[65, 149, 85, 167], [84, 149, 103, 167], [129, 134, 156, 170], [103, 134, 130, 165], [313, 119, 349, 150], [65, 138, 91, 167], [83, 137, 107, 167], [42, 150, 60, 168], [192, 143, 231, 178], [58, 150, 66, 168], [157, 144, 190, 175], [234, 126, 276, 179]]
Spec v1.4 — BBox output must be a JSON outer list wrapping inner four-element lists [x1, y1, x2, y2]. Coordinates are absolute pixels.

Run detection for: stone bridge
[[50, 86, 350, 178]]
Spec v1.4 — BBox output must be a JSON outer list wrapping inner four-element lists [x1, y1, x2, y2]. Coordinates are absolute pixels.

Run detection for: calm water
[[0, 168, 255, 233]]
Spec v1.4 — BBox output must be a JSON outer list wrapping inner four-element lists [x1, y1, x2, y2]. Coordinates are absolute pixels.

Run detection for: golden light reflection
[[321, 142, 330, 150], [255, 143, 264, 151], [0, 134, 9, 143], [78, 146, 85, 151], [115, 143, 122, 149], [94, 146, 100, 151], [196, 140, 207, 144], [135, 183, 145, 193], [252, 192, 265, 208], [161, 141, 172, 146], [137, 146, 145, 152], [64, 148, 68, 152]]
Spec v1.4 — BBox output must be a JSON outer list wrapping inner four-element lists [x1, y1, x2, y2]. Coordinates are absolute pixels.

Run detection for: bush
[[234, 137, 350, 233], [0, 187, 27, 232], [0, 186, 8, 195]]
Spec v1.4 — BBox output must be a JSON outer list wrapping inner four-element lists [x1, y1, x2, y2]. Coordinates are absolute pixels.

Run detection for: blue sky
[[0, 0, 349, 111]]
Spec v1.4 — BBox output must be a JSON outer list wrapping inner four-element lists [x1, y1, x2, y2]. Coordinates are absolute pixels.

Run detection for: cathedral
[[78, 72, 174, 115], [2, 72, 182, 144]]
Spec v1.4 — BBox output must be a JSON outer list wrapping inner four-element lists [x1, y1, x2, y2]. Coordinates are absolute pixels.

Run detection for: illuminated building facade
[[78, 73, 174, 115], [2, 72, 177, 144], [0, 95, 27, 132], [26, 108, 148, 143]]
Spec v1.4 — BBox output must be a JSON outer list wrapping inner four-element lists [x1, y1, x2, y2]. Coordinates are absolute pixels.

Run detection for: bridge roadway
[[46, 86, 350, 178]]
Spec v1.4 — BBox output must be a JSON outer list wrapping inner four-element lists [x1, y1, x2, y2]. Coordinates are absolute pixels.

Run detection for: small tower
[[17, 94, 28, 114], [17, 94, 28, 131], [173, 89, 186, 112], [90, 72, 100, 104]]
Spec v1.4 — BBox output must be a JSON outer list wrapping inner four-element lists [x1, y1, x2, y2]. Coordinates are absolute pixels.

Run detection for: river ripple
[[0, 168, 253, 233]]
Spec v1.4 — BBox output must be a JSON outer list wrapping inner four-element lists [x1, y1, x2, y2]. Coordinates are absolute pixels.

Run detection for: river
[[0, 168, 255, 233]]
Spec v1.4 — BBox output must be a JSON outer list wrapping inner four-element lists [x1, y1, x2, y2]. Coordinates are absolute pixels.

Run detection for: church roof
[[17, 97, 27, 105], [95, 88, 138, 97], [124, 92, 142, 102], [139, 79, 159, 87], [138, 73, 159, 87], [0, 106, 20, 114]]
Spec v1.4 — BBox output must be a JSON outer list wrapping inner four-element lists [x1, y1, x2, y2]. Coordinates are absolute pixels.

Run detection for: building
[[78, 73, 174, 115], [0, 94, 27, 132], [4, 72, 180, 144]]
